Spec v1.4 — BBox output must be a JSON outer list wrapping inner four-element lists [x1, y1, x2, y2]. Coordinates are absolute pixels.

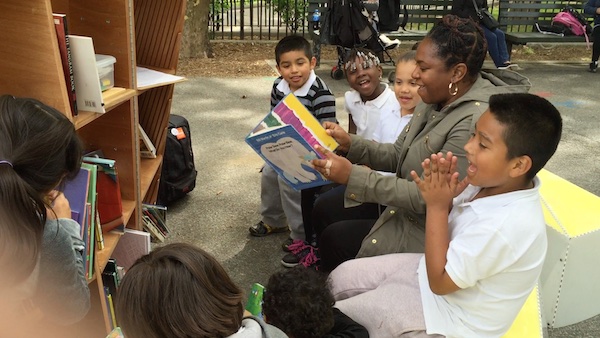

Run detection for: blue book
[[62, 166, 91, 232], [246, 124, 331, 190]]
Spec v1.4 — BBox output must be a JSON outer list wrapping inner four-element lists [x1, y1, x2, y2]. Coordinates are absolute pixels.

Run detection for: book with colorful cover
[[246, 93, 338, 190], [83, 155, 124, 233]]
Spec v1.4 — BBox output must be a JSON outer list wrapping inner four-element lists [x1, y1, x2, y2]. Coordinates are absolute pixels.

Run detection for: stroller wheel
[[387, 71, 396, 84], [331, 66, 344, 80]]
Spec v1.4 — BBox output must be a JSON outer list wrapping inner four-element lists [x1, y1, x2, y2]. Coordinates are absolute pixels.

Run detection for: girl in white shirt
[[344, 49, 420, 144], [373, 50, 421, 143]]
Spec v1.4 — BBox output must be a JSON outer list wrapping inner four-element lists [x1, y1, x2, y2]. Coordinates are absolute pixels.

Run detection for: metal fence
[[210, 0, 309, 40], [209, 0, 500, 41]]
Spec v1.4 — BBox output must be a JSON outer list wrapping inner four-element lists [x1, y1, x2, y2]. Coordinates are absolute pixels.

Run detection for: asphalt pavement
[[164, 58, 600, 337]]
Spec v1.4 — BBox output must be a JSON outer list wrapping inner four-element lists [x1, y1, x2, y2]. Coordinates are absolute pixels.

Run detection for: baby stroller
[[320, 0, 401, 80]]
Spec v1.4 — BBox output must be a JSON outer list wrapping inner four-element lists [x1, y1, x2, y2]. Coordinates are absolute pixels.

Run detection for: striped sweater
[[270, 73, 337, 123]]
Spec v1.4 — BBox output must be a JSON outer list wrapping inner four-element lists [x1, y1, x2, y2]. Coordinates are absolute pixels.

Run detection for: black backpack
[[157, 114, 197, 205], [377, 0, 408, 32]]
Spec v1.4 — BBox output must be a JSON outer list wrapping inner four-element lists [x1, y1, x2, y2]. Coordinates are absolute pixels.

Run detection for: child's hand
[[311, 145, 353, 185], [46, 191, 72, 220], [410, 152, 467, 209], [323, 122, 351, 153]]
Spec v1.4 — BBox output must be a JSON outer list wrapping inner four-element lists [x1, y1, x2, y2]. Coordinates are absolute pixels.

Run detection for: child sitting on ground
[[248, 35, 337, 266], [0, 95, 89, 330], [115, 243, 288, 338], [329, 93, 562, 337], [286, 49, 421, 269], [262, 266, 368, 338]]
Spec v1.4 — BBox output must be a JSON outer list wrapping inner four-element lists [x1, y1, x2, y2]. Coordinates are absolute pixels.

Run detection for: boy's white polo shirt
[[419, 177, 547, 337], [276, 70, 317, 96], [344, 83, 398, 140]]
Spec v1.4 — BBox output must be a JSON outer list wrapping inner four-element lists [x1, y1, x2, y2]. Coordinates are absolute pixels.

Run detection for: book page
[[137, 66, 186, 90]]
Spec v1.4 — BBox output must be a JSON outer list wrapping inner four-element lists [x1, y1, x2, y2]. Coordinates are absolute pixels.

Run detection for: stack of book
[[142, 204, 169, 242], [61, 152, 124, 280]]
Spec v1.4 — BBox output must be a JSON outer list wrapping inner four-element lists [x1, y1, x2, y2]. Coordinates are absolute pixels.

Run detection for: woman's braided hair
[[426, 14, 488, 78]]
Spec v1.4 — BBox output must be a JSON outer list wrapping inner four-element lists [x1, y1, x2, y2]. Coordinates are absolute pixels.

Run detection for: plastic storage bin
[[95, 54, 116, 91]]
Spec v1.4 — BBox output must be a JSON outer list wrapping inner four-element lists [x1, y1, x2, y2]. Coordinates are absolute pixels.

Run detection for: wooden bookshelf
[[0, 0, 186, 336]]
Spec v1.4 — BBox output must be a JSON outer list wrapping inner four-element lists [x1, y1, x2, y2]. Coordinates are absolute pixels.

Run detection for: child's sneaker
[[280, 240, 311, 268], [248, 220, 288, 237], [282, 238, 302, 252], [298, 248, 320, 269], [589, 61, 598, 73]]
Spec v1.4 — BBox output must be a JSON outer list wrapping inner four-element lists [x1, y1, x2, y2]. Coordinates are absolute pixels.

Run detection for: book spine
[[53, 14, 78, 116]]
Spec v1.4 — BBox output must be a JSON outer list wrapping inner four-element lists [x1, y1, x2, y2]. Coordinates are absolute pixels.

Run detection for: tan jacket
[[343, 70, 531, 258]]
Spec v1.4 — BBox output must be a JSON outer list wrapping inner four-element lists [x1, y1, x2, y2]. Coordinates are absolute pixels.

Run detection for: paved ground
[[165, 59, 600, 337]]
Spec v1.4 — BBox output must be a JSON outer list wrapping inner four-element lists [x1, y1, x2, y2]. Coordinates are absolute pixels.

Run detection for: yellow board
[[538, 169, 600, 328], [538, 169, 600, 237], [503, 285, 545, 338]]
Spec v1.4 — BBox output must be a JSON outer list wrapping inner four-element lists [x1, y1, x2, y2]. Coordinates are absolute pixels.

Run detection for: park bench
[[498, 0, 594, 58], [307, 0, 452, 65], [383, 0, 452, 42]]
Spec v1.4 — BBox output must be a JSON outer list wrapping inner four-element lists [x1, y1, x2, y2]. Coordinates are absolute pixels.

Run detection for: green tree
[[271, 0, 307, 33]]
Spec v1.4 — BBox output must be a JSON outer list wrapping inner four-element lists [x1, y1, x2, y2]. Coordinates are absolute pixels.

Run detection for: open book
[[246, 94, 338, 190]]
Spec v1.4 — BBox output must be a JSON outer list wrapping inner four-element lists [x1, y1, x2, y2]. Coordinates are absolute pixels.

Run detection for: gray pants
[[330, 253, 442, 338], [260, 165, 304, 240]]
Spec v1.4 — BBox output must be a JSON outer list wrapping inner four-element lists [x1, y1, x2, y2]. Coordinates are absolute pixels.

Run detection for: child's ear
[[509, 155, 532, 178], [310, 56, 317, 70]]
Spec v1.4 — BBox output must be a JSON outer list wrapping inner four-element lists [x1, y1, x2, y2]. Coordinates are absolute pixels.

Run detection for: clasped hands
[[410, 152, 470, 209]]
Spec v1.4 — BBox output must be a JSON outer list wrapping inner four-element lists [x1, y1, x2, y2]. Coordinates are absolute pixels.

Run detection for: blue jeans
[[481, 25, 510, 67]]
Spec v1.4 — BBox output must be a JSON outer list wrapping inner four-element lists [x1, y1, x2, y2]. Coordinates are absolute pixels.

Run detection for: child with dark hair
[[329, 93, 562, 337], [286, 48, 421, 269], [263, 267, 368, 338], [249, 35, 337, 268], [116, 243, 287, 338], [0, 95, 89, 327]]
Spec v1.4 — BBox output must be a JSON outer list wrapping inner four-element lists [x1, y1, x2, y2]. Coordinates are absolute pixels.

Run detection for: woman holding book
[[0, 95, 90, 328], [309, 15, 531, 272]]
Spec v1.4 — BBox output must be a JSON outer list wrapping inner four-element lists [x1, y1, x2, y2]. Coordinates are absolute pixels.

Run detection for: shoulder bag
[[471, 0, 499, 30]]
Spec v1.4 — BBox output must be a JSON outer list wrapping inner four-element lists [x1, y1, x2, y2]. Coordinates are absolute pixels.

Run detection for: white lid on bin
[[95, 54, 116, 67]]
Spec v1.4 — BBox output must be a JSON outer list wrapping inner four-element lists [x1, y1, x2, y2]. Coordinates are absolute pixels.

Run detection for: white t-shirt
[[344, 84, 399, 140], [372, 111, 412, 144], [418, 177, 547, 337]]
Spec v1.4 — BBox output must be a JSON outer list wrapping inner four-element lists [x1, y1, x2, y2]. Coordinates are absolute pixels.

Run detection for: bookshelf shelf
[[0, 0, 186, 336], [140, 155, 164, 199], [95, 232, 122, 277], [103, 87, 137, 112], [73, 88, 137, 129], [122, 199, 137, 226]]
